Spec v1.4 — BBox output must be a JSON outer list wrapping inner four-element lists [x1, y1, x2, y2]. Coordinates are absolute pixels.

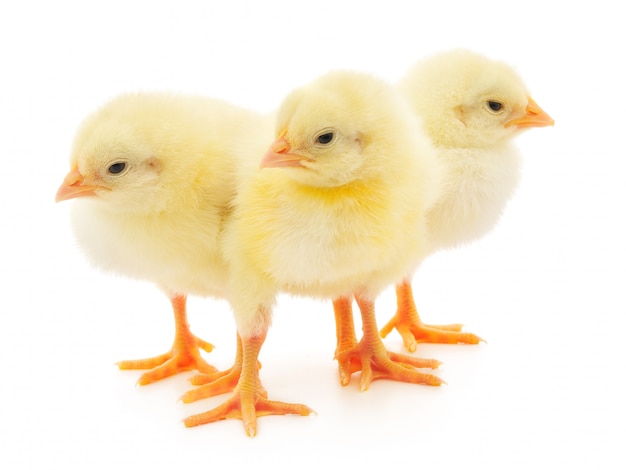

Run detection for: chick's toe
[[379, 281, 483, 353]]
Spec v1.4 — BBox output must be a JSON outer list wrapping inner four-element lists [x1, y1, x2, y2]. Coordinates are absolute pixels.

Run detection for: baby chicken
[[56, 93, 271, 385], [379, 49, 554, 351], [181, 71, 443, 435]]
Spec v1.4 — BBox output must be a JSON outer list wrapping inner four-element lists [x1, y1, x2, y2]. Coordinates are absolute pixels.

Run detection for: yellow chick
[[55, 93, 271, 385], [380, 49, 555, 351], [181, 71, 444, 436]]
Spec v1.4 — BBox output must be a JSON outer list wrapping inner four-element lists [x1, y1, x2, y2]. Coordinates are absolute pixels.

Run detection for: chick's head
[[400, 49, 554, 149], [56, 94, 209, 214], [261, 70, 411, 188]]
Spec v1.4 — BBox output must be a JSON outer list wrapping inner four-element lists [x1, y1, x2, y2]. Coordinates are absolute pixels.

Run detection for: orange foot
[[182, 332, 314, 437], [334, 295, 443, 391], [180, 334, 261, 402], [117, 294, 218, 385], [379, 280, 484, 352]]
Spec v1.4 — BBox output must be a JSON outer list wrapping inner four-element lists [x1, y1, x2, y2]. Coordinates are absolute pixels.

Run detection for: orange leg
[[333, 297, 361, 385], [379, 280, 483, 352], [183, 330, 314, 437], [117, 294, 218, 385], [335, 294, 442, 391]]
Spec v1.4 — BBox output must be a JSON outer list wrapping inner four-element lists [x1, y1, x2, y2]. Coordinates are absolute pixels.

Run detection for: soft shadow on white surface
[[1, 1, 624, 469]]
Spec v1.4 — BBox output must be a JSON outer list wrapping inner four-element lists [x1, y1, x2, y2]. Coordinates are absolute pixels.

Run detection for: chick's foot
[[335, 339, 442, 390], [182, 333, 314, 437], [180, 334, 266, 402], [336, 295, 444, 391], [380, 281, 483, 352], [117, 295, 218, 385]]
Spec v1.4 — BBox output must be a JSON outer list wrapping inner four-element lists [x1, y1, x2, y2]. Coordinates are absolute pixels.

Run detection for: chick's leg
[[333, 297, 360, 386], [336, 294, 443, 392], [117, 294, 218, 385], [183, 330, 314, 437], [379, 280, 483, 352]]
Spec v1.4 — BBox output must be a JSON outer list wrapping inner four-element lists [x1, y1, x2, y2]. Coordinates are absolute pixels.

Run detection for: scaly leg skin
[[333, 297, 361, 386], [180, 334, 266, 402], [117, 294, 218, 385], [335, 294, 444, 391], [183, 331, 314, 437], [379, 280, 484, 353]]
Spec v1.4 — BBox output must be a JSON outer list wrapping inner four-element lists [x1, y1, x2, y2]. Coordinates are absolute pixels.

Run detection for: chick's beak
[[505, 96, 555, 129], [260, 136, 313, 169], [55, 167, 102, 202]]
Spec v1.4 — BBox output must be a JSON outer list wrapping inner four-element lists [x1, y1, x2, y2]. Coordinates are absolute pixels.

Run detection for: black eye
[[108, 162, 126, 174], [316, 132, 334, 145], [487, 101, 503, 112]]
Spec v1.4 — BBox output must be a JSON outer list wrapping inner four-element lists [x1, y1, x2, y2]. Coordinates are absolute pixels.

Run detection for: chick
[[181, 71, 444, 435], [379, 49, 554, 351], [56, 93, 271, 385]]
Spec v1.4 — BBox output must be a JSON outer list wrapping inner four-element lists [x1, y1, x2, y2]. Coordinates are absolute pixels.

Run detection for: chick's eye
[[108, 162, 126, 174], [487, 101, 503, 112], [316, 132, 334, 145]]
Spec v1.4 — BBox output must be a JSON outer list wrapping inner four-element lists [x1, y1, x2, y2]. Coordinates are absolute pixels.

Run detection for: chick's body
[[58, 93, 272, 384], [402, 50, 529, 251], [182, 72, 444, 436], [380, 49, 554, 350], [227, 71, 441, 333]]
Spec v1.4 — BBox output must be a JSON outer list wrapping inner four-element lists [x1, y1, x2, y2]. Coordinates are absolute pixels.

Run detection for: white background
[[1, 1, 624, 468]]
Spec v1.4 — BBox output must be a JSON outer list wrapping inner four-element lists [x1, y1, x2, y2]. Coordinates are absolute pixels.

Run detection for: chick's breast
[[426, 144, 521, 250], [231, 149, 434, 299], [70, 201, 230, 297]]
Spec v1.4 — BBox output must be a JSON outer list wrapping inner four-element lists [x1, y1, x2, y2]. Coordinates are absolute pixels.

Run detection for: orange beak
[[260, 134, 313, 169], [505, 96, 555, 129], [55, 167, 103, 202]]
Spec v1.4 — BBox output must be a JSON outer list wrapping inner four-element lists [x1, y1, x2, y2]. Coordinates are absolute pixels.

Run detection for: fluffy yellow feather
[[56, 92, 272, 384], [181, 71, 444, 435], [381, 49, 554, 351]]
